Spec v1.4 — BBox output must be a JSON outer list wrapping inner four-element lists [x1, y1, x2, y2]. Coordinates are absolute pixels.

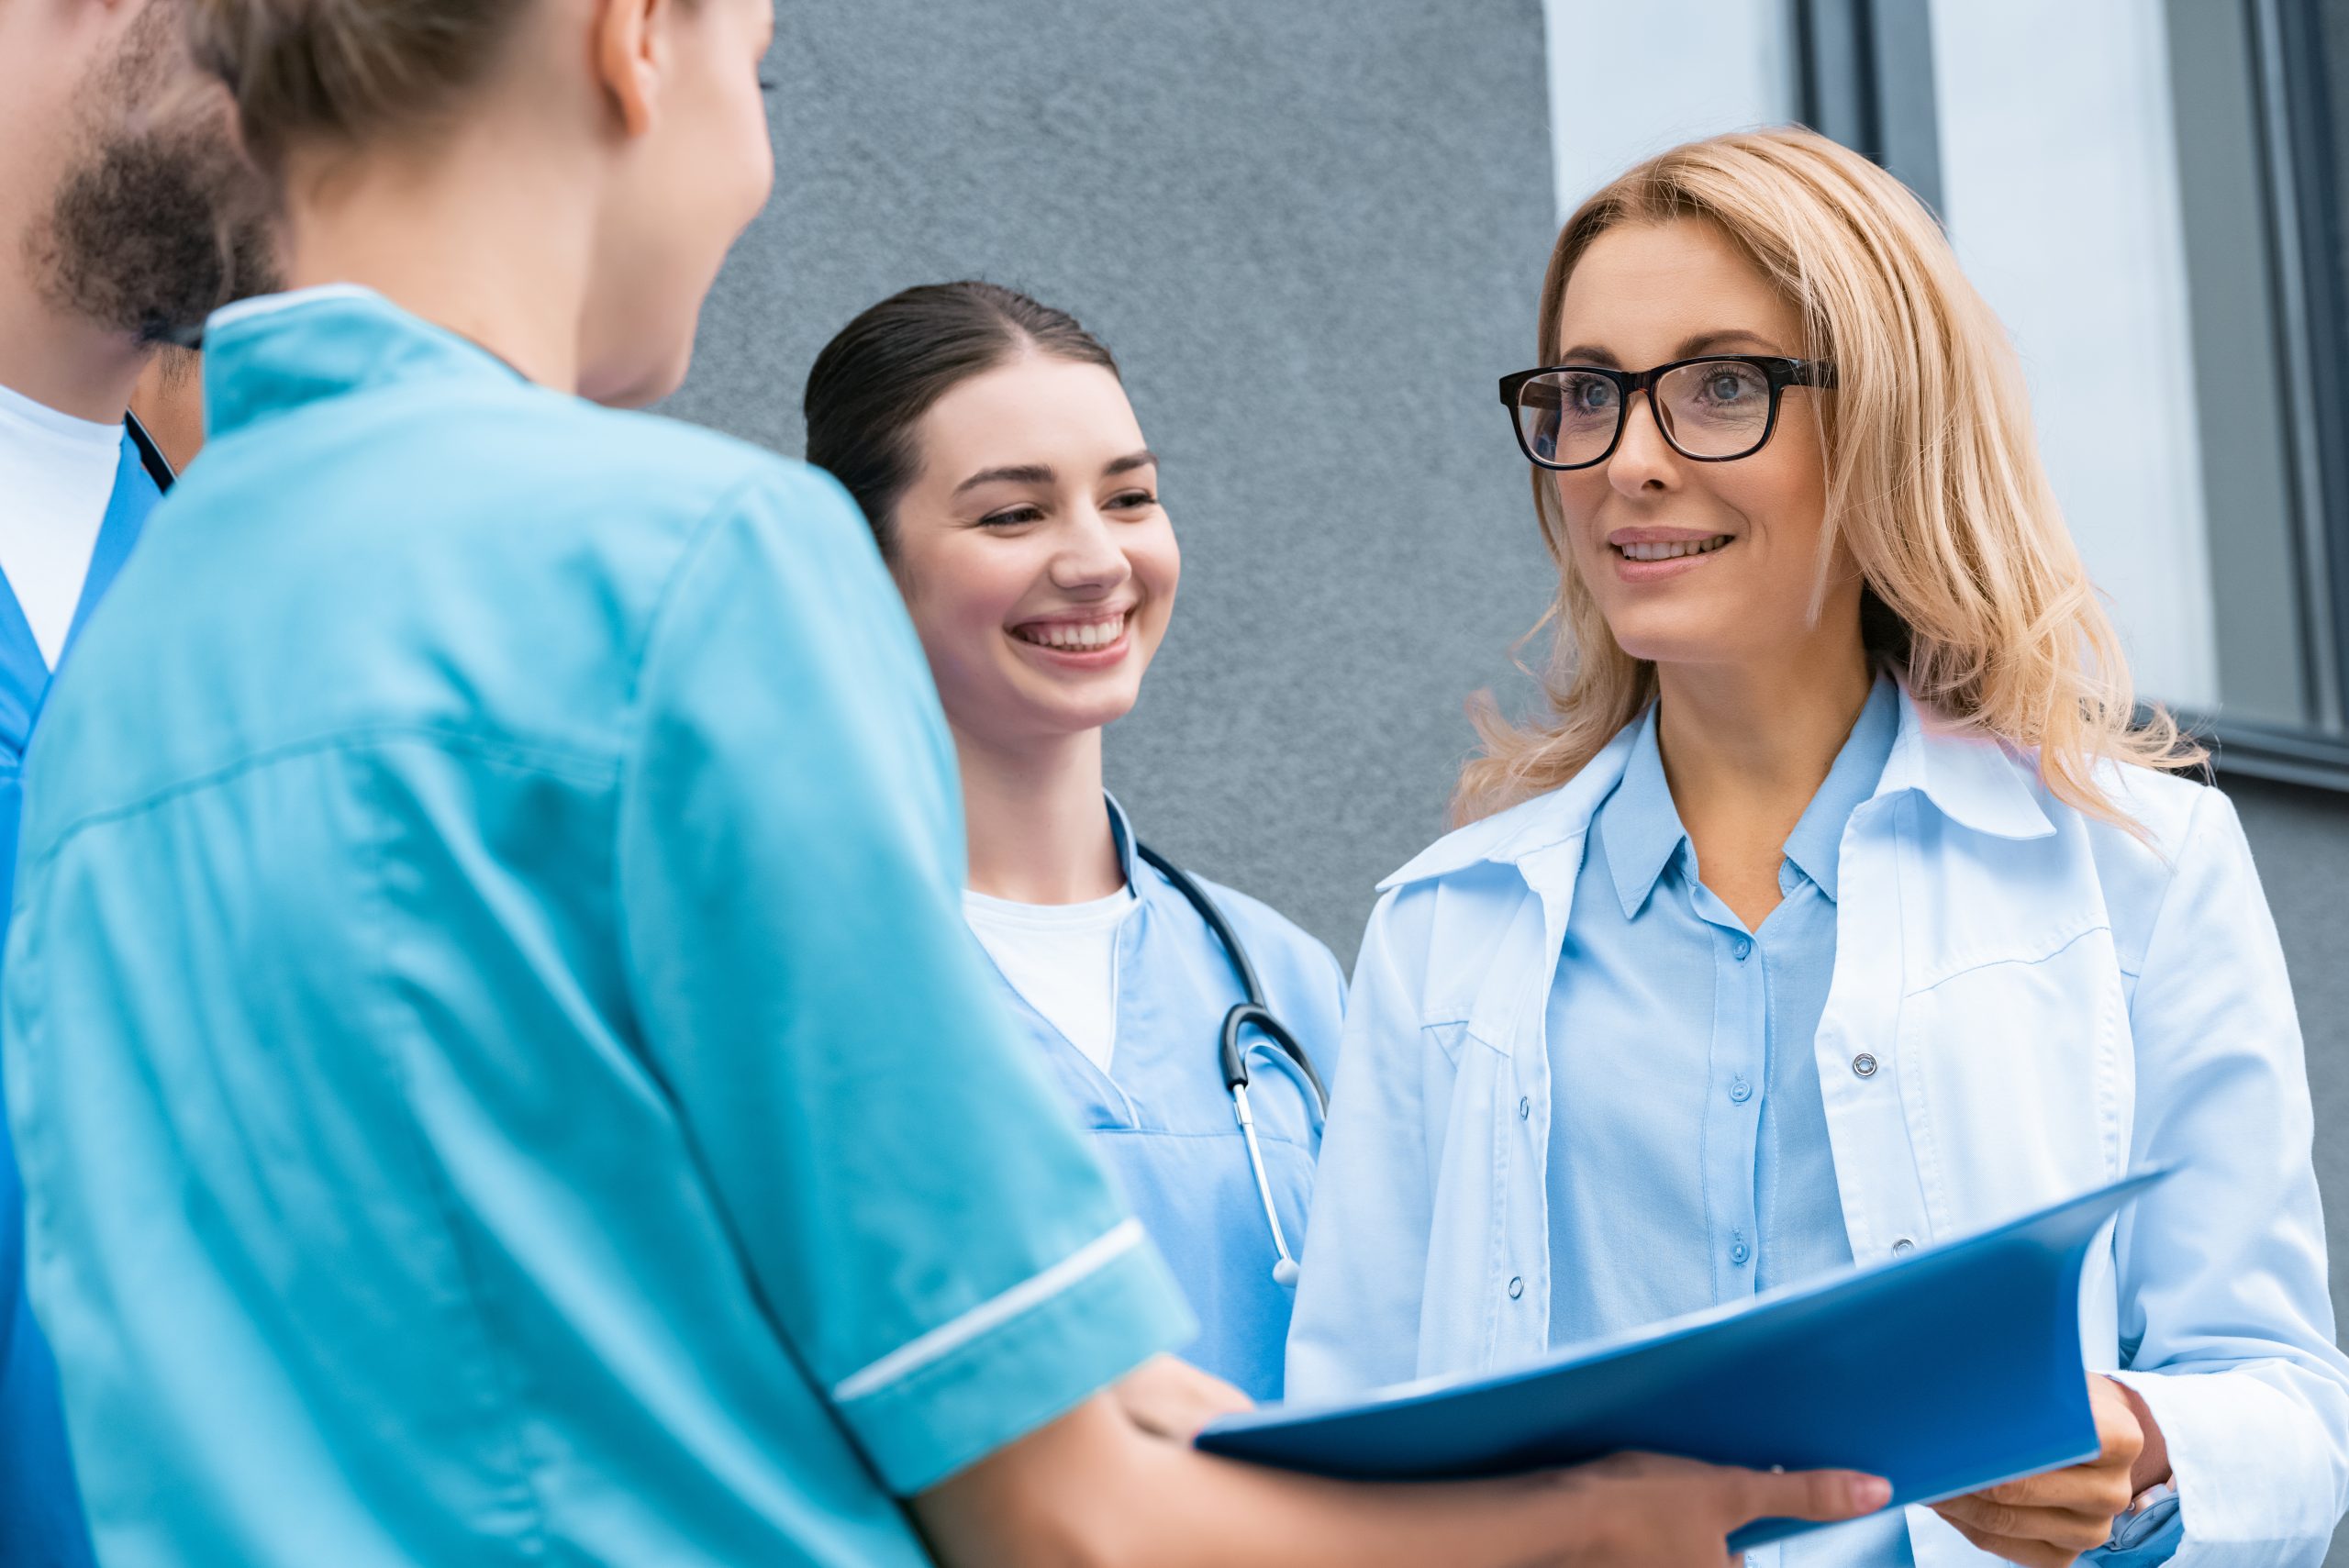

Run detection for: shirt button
[[1731, 1242, 1752, 1265], [1891, 1238, 1916, 1255], [1729, 1078, 1753, 1104], [1518, 1096, 1531, 1120], [1852, 1052, 1879, 1078], [1732, 937, 1753, 961], [1508, 1276, 1524, 1300]]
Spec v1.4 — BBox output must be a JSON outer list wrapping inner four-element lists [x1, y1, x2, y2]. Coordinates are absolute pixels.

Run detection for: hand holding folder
[[1199, 1169, 2169, 1551]]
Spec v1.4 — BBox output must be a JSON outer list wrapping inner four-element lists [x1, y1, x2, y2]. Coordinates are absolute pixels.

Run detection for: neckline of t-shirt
[[963, 884, 1137, 930], [0, 380, 122, 452]]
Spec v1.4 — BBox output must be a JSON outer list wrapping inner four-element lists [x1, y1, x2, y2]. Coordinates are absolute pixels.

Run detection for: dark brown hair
[[803, 281, 1119, 556], [184, 0, 536, 171]]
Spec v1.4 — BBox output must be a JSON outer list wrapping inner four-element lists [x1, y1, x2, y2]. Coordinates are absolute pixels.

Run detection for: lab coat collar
[[1877, 679, 2057, 842], [202, 284, 529, 441], [1377, 678, 2054, 895]]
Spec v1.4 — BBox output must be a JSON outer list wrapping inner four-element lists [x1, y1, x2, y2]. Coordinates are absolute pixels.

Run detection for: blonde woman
[[1286, 128, 2349, 1568]]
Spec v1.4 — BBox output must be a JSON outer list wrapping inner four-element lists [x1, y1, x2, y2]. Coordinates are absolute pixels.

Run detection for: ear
[[591, 0, 666, 139]]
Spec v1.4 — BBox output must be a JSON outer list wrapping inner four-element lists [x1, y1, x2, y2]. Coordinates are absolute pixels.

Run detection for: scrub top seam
[[610, 469, 790, 722], [353, 751, 557, 1560], [17, 722, 620, 884]]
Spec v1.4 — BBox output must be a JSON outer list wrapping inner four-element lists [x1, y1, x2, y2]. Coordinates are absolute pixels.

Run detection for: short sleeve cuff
[[829, 1218, 1198, 1496]]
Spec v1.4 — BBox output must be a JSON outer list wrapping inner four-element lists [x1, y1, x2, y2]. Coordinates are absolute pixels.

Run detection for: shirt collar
[[202, 284, 529, 441], [1596, 702, 1687, 919], [1778, 673, 1900, 902], [1379, 676, 2054, 899]]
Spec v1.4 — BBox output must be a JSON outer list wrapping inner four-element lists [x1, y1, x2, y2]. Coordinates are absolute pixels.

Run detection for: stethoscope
[[1132, 841, 1329, 1288]]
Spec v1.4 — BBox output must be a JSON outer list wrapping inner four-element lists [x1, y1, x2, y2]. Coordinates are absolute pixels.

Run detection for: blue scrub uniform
[[982, 798, 1343, 1402], [1, 286, 1192, 1568], [0, 421, 158, 1568]]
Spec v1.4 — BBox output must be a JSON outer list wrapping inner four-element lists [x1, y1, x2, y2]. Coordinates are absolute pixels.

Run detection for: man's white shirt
[[0, 381, 117, 670]]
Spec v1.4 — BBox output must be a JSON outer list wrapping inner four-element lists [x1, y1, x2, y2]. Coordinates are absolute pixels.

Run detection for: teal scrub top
[[1, 285, 1194, 1568]]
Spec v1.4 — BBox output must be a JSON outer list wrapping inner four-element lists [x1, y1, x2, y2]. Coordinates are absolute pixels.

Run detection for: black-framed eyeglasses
[[1497, 355, 1837, 471]]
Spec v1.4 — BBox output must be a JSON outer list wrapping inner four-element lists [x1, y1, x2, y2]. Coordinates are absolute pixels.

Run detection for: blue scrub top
[[0, 422, 157, 1568], [978, 797, 1343, 1401], [1, 286, 1192, 1568]]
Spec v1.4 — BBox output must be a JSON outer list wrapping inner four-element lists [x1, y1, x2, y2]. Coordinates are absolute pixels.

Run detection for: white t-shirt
[[0, 382, 118, 670], [963, 885, 1136, 1074]]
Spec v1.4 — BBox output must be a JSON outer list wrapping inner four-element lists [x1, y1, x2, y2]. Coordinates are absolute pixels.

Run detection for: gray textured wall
[[2228, 777, 2349, 1566], [667, 0, 1559, 967]]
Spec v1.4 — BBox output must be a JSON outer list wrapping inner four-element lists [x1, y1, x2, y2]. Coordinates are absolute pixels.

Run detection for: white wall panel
[[1542, 0, 1798, 216], [1930, 0, 2219, 708]]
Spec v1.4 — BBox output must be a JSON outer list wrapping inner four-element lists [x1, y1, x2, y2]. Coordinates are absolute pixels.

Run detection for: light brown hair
[[184, 0, 537, 172]]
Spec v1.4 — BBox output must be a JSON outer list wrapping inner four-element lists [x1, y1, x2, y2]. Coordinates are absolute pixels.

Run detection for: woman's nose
[[1052, 510, 1134, 590], [1604, 392, 1679, 495]]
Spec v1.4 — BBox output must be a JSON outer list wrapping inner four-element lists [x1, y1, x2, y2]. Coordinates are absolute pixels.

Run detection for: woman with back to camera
[[1287, 127, 2349, 1568], [0, 4, 1887, 1565], [805, 282, 1341, 1407]]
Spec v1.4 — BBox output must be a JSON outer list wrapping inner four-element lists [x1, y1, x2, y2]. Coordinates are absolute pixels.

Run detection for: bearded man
[[0, 2, 273, 1561]]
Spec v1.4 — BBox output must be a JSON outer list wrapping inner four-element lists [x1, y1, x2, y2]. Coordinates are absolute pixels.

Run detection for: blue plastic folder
[[1198, 1168, 2169, 1550]]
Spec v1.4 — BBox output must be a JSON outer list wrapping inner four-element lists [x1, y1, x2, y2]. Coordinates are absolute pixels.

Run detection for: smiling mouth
[[1013, 610, 1130, 651], [1614, 536, 1732, 562]]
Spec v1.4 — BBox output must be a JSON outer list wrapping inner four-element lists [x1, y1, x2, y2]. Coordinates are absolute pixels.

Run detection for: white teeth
[[1616, 537, 1731, 562], [1019, 613, 1128, 650]]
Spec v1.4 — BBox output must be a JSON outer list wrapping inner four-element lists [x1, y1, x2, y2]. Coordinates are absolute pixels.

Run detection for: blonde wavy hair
[[1455, 127, 2202, 828]]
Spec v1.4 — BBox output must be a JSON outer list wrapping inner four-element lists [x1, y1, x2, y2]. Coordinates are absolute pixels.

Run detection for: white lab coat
[[1287, 685, 2349, 1566]]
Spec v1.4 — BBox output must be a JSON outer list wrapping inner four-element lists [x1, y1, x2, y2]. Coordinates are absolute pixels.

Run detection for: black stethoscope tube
[[1133, 840, 1329, 1113], [1132, 840, 1329, 1288]]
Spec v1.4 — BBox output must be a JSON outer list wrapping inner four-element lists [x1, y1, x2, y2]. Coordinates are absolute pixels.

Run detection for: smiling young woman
[[804, 283, 1340, 1404], [1288, 128, 2349, 1568]]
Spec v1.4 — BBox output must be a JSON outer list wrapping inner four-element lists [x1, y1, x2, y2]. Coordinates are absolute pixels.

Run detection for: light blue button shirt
[[1545, 675, 1904, 1568], [1546, 675, 1896, 1346], [977, 797, 1342, 1402], [2, 286, 1193, 1568]]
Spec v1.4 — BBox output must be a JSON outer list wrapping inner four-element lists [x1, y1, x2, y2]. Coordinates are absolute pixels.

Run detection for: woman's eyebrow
[[1674, 328, 1783, 357], [1101, 449, 1158, 478], [952, 462, 1055, 495]]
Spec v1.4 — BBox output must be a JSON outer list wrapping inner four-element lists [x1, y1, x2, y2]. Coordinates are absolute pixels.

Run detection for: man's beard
[[27, 6, 281, 345]]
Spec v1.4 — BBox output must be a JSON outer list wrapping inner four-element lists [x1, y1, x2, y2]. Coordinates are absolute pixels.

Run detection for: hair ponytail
[[184, 0, 535, 171]]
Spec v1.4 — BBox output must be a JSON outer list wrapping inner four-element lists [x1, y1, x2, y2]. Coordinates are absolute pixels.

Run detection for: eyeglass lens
[[1517, 360, 1775, 467]]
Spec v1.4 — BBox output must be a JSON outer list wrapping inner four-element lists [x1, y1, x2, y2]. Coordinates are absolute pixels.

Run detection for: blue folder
[[1198, 1168, 2168, 1550]]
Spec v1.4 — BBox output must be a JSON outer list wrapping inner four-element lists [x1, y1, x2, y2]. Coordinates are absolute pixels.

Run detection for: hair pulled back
[[184, 0, 536, 171], [805, 282, 1119, 556]]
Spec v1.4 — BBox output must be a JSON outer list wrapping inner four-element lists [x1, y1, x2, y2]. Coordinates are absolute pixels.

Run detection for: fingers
[[1932, 1492, 2113, 1557], [1724, 1466, 1892, 1525], [1935, 1513, 2088, 1568], [1976, 1465, 2136, 1519], [1108, 1355, 1253, 1442]]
